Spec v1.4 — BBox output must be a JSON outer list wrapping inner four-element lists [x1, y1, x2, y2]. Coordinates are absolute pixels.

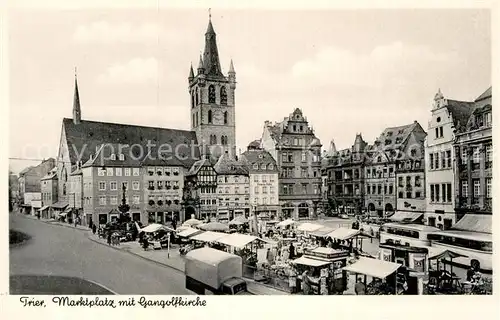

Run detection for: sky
[[7, 7, 491, 173]]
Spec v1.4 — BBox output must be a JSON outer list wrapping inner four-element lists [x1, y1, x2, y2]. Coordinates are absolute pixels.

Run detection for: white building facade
[[424, 90, 474, 229]]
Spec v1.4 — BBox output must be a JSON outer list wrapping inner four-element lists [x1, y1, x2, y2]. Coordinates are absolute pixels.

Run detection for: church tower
[[73, 68, 82, 124], [189, 13, 236, 160]]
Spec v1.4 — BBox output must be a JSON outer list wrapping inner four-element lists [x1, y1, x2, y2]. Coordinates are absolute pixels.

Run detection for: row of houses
[[321, 86, 492, 230]]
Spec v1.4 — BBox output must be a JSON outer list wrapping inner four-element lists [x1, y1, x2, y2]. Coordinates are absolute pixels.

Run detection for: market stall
[[326, 227, 368, 253], [297, 223, 323, 233], [424, 247, 467, 294], [276, 219, 296, 229], [139, 223, 175, 250], [292, 247, 350, 294], [343, 257, 403, 295], [198, 222, 230, 232], [182, 217, 203, 228]]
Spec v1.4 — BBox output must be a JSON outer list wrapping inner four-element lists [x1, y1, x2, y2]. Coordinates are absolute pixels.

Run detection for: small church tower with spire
[[188, 10, 236, 160], [73, 68, 82, 125]]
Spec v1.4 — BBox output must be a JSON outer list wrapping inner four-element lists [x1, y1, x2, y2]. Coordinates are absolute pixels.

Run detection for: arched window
[[195, 88, 199, 105], [224, 111, 228, 124], [220, 136, 225, 145], [220, 87, 227, 105], [208, 85, 216, 103], [191, 93, 194, 108], [210, 135, 216, 144], [208, 110, 213, 123]]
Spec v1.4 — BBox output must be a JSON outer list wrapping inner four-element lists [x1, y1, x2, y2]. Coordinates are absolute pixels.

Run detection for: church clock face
[[213, 110, 224, 124]]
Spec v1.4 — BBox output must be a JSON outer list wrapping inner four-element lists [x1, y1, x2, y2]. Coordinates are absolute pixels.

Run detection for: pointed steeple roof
[[197, 54, 204, 70], [203, 15, 224, 78], [229, 59, 235, 73], [73, 68, 81, 124], [189, 63, 194, 79]]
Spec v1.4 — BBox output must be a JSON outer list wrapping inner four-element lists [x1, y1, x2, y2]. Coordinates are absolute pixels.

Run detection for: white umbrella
[[277, 219, 296, 228], [198, 222, 230, 232], [182, 218, 202, 227], [140, 223, 174, 233]]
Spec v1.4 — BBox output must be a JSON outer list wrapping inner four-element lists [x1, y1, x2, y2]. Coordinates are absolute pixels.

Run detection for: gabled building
[[40, 168, 58, 219], [18, 158, 55, 214], [453, 87, 492, 216], [241, 144, 280, 220], [424, 89, 475, 229], [323, 134, 367, 215], [184, 158, 218, 221], [261, 108, 322, 220], [214, 153, 250, 222], [364, 121, 426, 217]]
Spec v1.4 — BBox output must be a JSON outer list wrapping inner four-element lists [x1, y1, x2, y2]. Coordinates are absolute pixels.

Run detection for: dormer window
[[110, 154, 116, 160], [119, 154, 125, 161], [386, 131, 393, 137]]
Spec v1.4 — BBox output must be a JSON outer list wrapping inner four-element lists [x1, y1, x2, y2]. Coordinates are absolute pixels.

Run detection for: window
[[208, 85, 216, 103], [406, 192, 412, 199], [133, 195, 140, 204], [486, 178, 492, 198], [430, 185, 435, 202], [473, 147, 480, 164], [377, 185, 382, 194], [462, 181, 468, 197], [98, 168, 105, 176], [415, 176, 421, 187], [133, 181, 140, 190], [262, 175, 267, 182], [172, 167, 180, 176], [434, 153, 439, 169], [301, 152, 307, 162], [415, 191, 422, 198], [388, 185, 394, 194], [99, 196, 106, 205], [220, 87, 227, 105], [99, 181, 106, 191], [435, 184, 440, 202], [254, 186, 259, 194], [302, 184, 308, 194], [486, 145, 492, 163], [107, 168, 113, 176], [446, 150, 452, 168], [148, 181, 154, 190], [441, 184, 447, 203], [110, 182, 117, 191], [301, 168, 307, 178], [133, 168, 140, 176], [125, 168, 131, 176], [446, 183, 452, 202], [110, 154, 116, 160], [208, 110, 213, 123], [254, 175, 259, 182], [461, 148, 468, 165], [224, 111, 228, 124], [262, 186, 268, 194], [116, 168, 122, 176], [473, 180, 480, 197], [441, 151, 446, 168], [110, 196, 118, 205], [269, 164, 274, 170], [485, 112, 492, 126], [430, 154, 434, 170], [270, 186, 275, 194], [157, 181, 163, 189], [440, 127, 443, 138]]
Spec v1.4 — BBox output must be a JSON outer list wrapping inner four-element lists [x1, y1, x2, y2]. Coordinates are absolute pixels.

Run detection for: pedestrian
[[302, 269, 311, 295], [289, 266, 297, 294], [107, 231, 111, 246], [172, 219, 177, 230], [92, 223, 97, 234], [355, 277, 366, 295], [289, 242, 295, 260], [266, 248, 275, 265]]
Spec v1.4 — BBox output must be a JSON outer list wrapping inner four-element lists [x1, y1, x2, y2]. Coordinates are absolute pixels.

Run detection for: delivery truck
[[185, 247, 251, 295]]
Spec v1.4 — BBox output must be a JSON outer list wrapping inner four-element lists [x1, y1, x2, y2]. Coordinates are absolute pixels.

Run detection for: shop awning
[[50, 201, 68, 209], [277, 219, 296, 228], [310, 227, 334, 237], [176, 227, 202, 238], [38, 205, 49, 212], [217, 233, 261, 248], [343, 257, 402, 279], [297, 223, 323, 232], [390, 211, 423, 223], [190, 231, 228, 243], [141, 223, 174, 233], [292, 256, 331, 267], [326, 227, 361, 240]]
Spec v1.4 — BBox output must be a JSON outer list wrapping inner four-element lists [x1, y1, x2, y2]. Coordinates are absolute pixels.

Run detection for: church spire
[[203, 11, 223, 78], [73, 67, 81, 125], [189, 63, 194, 80]]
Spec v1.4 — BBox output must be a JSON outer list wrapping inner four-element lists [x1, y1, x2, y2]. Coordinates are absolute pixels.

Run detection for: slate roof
[[187, 158, 212, 176], [214, 154, 249, 175], [474, 86, 492, 102], [445, 100, 475, 128], [240, 149, 278, 173], [62, 118, 199, 169]]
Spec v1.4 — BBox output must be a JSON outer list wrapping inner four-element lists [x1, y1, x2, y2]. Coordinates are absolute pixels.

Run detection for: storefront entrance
[[298, 203, 309, 219]]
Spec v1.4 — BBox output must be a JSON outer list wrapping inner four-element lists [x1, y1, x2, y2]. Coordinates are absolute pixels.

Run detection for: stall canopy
[[277, 219, 296, 228], [190, 231, 228, 243], [182, 218, 202, 227], [326, 227, 361, 240], [228, 218, 245, 226], [141, 223, 174, 233], [297, 223, 323, 232], [176, 227, 203, 238], [217, 233, 261, 248], [198, 222, 230, 232], [424, 247, 466, 260], [310, 227, 334, 237], [292, 256, 331, 267], [38, 205, 49, 212], [343, 257, 402, 279], [389, 211, 423, 223]]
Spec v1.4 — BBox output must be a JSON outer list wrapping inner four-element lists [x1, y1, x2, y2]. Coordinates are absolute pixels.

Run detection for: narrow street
[[9, 213, 192, 295]]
